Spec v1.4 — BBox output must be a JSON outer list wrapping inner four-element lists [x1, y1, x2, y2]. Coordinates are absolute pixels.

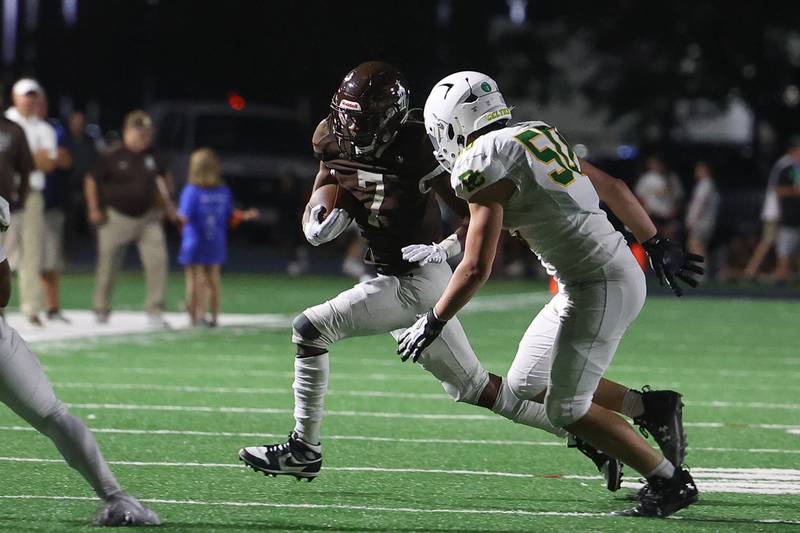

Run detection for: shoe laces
[[264, 441, 292, 454]]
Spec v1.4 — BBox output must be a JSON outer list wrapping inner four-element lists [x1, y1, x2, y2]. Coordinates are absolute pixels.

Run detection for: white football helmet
[[423, 71, 511, 171]]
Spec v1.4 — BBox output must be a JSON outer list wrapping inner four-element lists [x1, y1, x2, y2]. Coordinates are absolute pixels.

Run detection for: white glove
[[401, 233, 461, 265], [303, 205, 352, 246], [0, 196, 10, 232]]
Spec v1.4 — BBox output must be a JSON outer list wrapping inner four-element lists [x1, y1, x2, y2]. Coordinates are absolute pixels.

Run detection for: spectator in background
[[37, 93, 73, 323], [773, 137, 800, 282], [274, 170, 309, 276], [744, 138, 800, 279], [5, 79, 56, 326], [685, 161, 720, 278], [635, 155, 684, 240], [177, 148, 257, 326], [0, 96, 33, 257], [83, 110, 176, 326]]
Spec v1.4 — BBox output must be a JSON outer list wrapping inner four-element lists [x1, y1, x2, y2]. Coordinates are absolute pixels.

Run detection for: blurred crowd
[[1, 76, 798, 328]]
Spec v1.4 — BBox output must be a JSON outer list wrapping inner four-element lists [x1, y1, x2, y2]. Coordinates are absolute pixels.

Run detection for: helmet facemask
[[329, 100, 406, 159]]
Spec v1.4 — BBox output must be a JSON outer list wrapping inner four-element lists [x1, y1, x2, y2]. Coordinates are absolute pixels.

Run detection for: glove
[[642, 233, 704, 297], [397, 308, 447, 362], [303, 205, 352, 246], [401, 233, 461, 266], [0, 196, 9, 232]]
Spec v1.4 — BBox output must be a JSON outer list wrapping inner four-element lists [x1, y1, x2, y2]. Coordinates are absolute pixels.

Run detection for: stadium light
[[2, 0, 17, 65], [62, 0, 78, 28]]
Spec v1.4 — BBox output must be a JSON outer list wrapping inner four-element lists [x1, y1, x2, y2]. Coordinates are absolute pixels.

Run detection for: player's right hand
[[303, 205, 352, 246], [0, 196, 10, 232], [642, 233, 704, 297]]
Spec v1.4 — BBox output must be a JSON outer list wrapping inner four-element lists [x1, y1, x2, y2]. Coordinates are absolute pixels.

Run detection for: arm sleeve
[[311, 118, 330, 161], [225, 186, 234, 219], [43, 123, 58, 159], [450, 136, 524, 201], [177, 186, 195, 218], [777, 166, 795, 187]]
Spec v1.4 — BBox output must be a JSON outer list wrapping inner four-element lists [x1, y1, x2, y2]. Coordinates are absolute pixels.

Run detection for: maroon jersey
[[312, 112, 445, 268]]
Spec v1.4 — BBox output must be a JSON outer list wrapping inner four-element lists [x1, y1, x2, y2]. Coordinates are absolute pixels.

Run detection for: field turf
[[0, 273, 798, 531]]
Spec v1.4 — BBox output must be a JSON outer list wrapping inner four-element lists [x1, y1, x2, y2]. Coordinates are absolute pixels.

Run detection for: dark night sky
[[9, 0, 509, 126]]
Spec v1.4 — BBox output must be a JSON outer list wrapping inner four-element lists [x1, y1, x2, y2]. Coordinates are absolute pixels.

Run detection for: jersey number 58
[[514, 127, 581, 187]]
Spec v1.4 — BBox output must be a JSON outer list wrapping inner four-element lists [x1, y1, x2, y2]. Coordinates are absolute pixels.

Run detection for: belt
[[376, 263, 416, 277], [364, 248, 416, 276]]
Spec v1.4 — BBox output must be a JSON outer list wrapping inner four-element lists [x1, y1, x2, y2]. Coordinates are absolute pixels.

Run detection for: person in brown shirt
[[84, 110, 176, 326]]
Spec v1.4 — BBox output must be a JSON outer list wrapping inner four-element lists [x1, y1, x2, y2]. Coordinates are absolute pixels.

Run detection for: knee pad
[[440, 379, 483, 405], [544, 393, 592, 428], [491, 380, 567, 437], [291, 313, 330, 352], [505, 368, 548, 401]]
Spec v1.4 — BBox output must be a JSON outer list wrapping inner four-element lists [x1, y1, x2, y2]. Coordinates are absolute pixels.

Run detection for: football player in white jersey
[[399, 72, 703, 518], [0, 197, 160, 526], [239, 62, 635, 490]]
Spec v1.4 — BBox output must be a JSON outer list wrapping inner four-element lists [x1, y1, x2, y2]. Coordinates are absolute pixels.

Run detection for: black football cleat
[[239, 432, 322, 481], [616, 468, 699, 518], [632, 387, 687, 467], [568, 435, 623, 491]]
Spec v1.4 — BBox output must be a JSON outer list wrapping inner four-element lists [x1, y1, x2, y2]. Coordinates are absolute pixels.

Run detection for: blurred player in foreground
[[398, 72, 704, 518], [0, 197, 160, 526], [238, 62, 681, 492]]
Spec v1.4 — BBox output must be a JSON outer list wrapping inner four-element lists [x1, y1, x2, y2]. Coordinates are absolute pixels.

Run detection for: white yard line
[[54, 401, 800, 431], [64, 402, 499, 421], [52, 382, 448, 400], [1, 424, 797, 455], [50, 381, 800, 409], [0, 494, 613, 519], [8, 310, 288, 344], [2, 495, 799, 524], [0, 458, 798, 495]]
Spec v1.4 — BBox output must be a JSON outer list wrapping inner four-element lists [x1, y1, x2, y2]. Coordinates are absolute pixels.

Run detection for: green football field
[[0, 273, 798, 531]]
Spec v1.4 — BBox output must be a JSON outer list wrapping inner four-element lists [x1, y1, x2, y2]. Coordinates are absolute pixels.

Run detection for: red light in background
[[227, 92, 246, 111]]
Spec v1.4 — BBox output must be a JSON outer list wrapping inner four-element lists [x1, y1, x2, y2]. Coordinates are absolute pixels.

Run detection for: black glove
[[397, 309, 448, 362], [642, 233, 704, 297]]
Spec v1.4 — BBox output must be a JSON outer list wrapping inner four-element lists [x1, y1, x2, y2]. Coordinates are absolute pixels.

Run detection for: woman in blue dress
[[178, 148, 257, 326]]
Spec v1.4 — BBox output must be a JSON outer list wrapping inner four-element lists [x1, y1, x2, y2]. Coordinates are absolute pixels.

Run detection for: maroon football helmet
[[329, 61, 410, 159]]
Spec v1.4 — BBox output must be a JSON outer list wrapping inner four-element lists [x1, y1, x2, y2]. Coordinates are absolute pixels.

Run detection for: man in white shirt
[[635, 156, 684, 239], [4, 78, 56, 326], [685, 161, 720, 274]]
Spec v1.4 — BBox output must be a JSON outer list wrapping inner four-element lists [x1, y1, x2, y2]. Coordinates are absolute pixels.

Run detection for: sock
[[491, 380, 569, 438], [292, 352, 329, 445], [621, 389, 645, 418], [42, 409, 123, 501], [645, 457, 676, 480]]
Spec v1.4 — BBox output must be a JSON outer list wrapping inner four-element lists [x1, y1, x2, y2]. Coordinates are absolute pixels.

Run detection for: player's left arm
[[580, 159, 657, 243], [580, 158, 704, 296], [398, 179, 513, 362]]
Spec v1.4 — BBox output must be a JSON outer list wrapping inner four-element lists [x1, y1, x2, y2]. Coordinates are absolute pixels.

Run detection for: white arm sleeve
[[450, 135, 525, 201]]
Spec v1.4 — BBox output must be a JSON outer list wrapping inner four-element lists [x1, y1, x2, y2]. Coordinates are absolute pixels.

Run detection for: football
[[308, 183, 359, 219]]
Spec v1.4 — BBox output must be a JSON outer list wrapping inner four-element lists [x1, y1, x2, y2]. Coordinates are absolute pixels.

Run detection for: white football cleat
[[94, 494, 161, 527]]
